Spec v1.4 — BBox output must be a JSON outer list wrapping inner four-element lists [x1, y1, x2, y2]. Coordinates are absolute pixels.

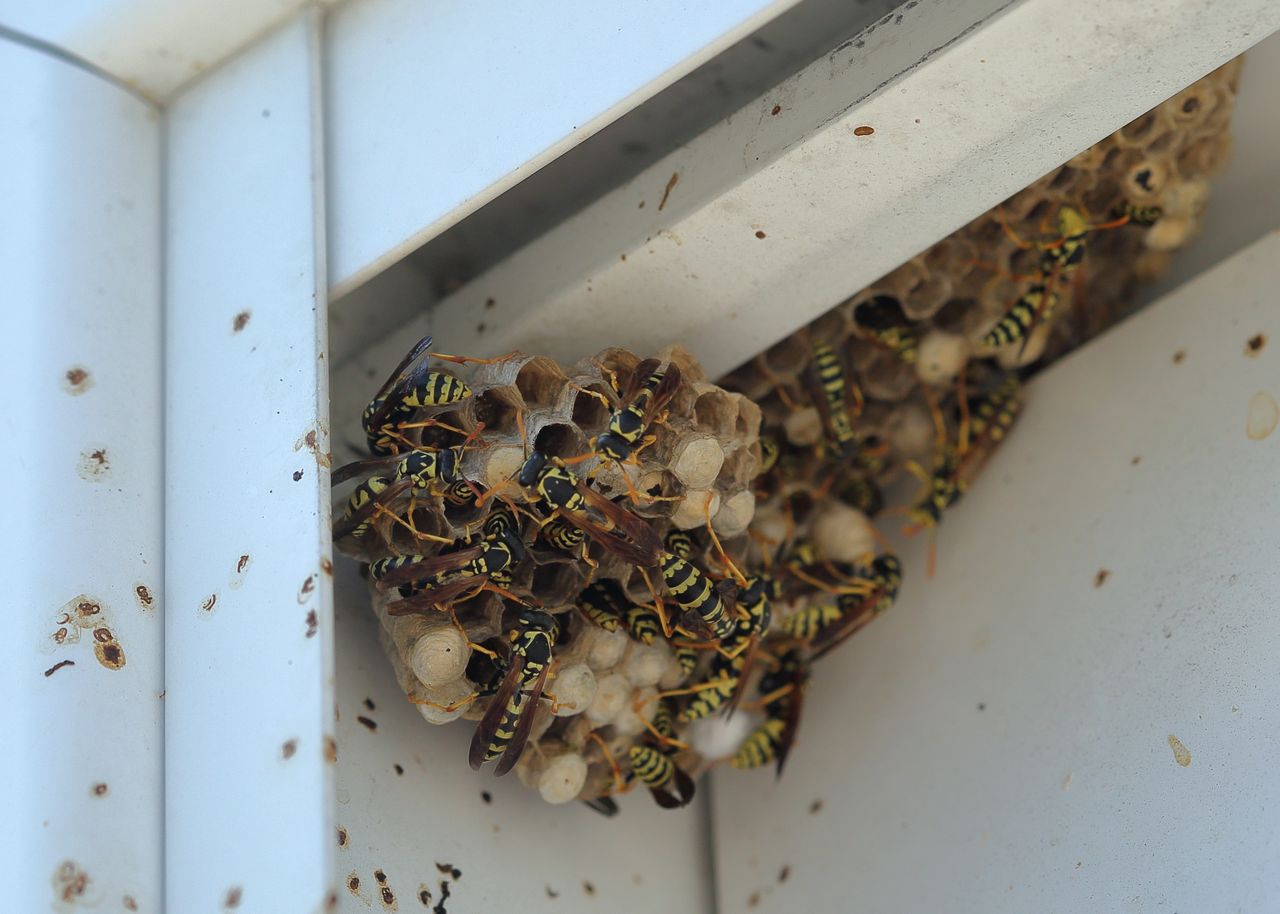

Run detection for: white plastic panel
[[0, 36, 163, 913], [331, 557, 715, 914], [164, 13, 335, 914], [325, 0, 806, 296], [712, 233, 1280, 912], [0, 0, 315, 100], [421, 0, 1280, 378]]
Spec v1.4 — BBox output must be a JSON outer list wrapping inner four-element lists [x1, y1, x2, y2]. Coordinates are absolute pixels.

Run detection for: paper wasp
[[807, 554, 901, 659], [730, 649, 809, 777], [804, 340, 864, 461], [576, 579, 628, 631], [332, 447, 467, 543], [593, 358, 682, 463], [468, 607, 559, 776], [626, 744, 696, 809], [659, 552, 735, 641], [853, 295, 919, 364]]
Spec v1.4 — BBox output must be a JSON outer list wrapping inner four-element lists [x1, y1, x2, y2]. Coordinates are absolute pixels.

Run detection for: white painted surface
[[712, 233, 1280, 913], [331, 559, 716, 914], [0, 0, 315, 100], [164, 14, 335, 913], [0, 36, 163, 913], [325, 0, 804, 296], [419, 0, 1279, 378]]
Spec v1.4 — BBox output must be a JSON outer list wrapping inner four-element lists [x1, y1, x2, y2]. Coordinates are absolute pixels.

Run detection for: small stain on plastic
[[298, 574, 317, 603], [44, 660, 75, 677], [1246, 391, 1278, 440], [77, 447, 111, 481], [325, 736, 338, 763], [770, 104, 781, 116], [582, 881, 595, 897], [202, 593, 217, 613], [135, 584, 154, 609], [1245, 333, 1266, 356], [293, 468, 304, 481], [658, 172, 679, 211], [809, 798, 823, 814], [224, 885, 242, 909], [91, 782, 108, 797], [337, 827, 348, 847], [63, 366, 93, 395], [281, 739, 298, 760], [1168, 733, 1192, 767], [1093, 568, 1110, 588], [755, 230, 767, 239], [233, 311, 251, 333], [778, 865, 791, 883], [546, 885, 559, 899], [306, 610, 318, 638], [853, 125, 875, 136], [358, 715, 378, 731], [1172, 349, 1187, 364]]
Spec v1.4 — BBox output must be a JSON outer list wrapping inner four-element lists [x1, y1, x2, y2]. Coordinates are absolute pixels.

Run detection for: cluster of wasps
[[333, 197, 1162, 813]]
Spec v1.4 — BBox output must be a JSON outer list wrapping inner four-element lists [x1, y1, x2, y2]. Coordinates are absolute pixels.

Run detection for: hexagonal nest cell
[[333, 59, 1241, 813]]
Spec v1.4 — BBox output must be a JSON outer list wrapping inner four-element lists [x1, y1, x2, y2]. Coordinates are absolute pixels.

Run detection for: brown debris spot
[[44, 660, 75, 677], [1172, 349, 1187, 364], [1168, 733, 1192, 767], [281, 739, 298, 760], [321, 557, 334, 576], [298, 574, 317, 604], [53, 861, 90, 903], [582, 881, 595, 897], [381, 885, 397, 909], [93, 627, 113, 643], [295, 427, 333, 468], [201, 593, 217, 613], [77, 447, 111, 480], [747, 891, 761, 908], [1093, 569, 1110, 588], [237, 554, 250, 574], [778, 864, 791, 883], [293, 469, 304, 481], [393, 764, 404, 776], [419, 886, 433, 906], [337, 827, 348, 847], [1246, 333, 1266, 356], [123, 896, 138, 911], [91, 782, 108, 797], [480, 791, 492, 804], [435, 863, 461, 880], [232, 311, 251, 333], [358, 715, 378, 731], [224, 885, 243, 909], [364, 698, 376, 711], [853, 125, 875, 136], [770, 104, 782, 116], [809, 798, 823, 814], [135, 584, 154, 609], [1130, 455, 1142, 466], [658, 171, 679, 211], [95, 640, 126, 671], [1247, 391, 1279, 440], [485, 297, 496, 309], [755, 230, 767, 239], [375, 870, 388, 884], [348, 874, 361, 894], [305, 610, 319, 638], [63, 366, 93, 395], [546, 885, 559, 899], [325, 735, 338, 763]]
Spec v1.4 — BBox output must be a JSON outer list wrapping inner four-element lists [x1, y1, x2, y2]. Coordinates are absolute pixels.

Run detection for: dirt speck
[[809, 798, 823, 815], [381, 884, 397, 909], [1093, 568, 1110, 588], [95, 639, 126, 670], [1246, 333, 1267, 356], [770, 104, 782, 116], [853, 125, 875, 136], [44, 660, 75, 677], [224, 885, 242, 909], [295, 427, 332, 468], [305, 610, 319, 638], [545, 885, 559, 899], [292, 468, 304, 481], [480, 791, 492, 804], [135, 584, 154, 609], [747, 891, 761, 908], [77, 447, 111, 480], [91, 782, 108, 797], [123, 896, 138, 911], [1130, 455, 1142, 466], [337, 827, 348, 847], [364, 698, 376, 711], [1246, 391, 1278, 440], [582, 881, 595, 897], [658, 171, 679, 211], [977, 702, 986, 711], [358, 715, 378, 732], [232, 311, 251, 333], [201, 593, 218, 613], [394, 764, 404, 775], [1062, 772, 1073, 790], [63, 366, 93, 395], [755, 230, 767, 239], [325, 736, 338, 763], [1172, 349, 1187, 364], [53, 860, 90, 904], [485, 297, 496, 309], [321, 557, 334, 576], [298, 574, 317, 604], [1168, 733, 1192, 767], [778, 865, 791, 883], [435, 863, 461, 880], [281, 739, 298, 760], [419, 886, 433, 906], [348, 874, 361, 895]]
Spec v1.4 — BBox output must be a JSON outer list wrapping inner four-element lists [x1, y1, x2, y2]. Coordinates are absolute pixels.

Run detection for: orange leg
[[587, 731, 626, 792], [636, 566, 671, 639], [703, 494, 747, 586], [429, 349, 521, 366]]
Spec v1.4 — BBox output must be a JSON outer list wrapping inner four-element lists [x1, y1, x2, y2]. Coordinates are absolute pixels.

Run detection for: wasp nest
[[336, 59, 1241, 812]]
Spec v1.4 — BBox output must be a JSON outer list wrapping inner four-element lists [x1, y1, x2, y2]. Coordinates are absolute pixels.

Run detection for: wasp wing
[[332, 453, 399, 485], [365, 333, 435, 433], [373, 544, 482, 589], [774, 673, 807, 779], [331, 478, 413, 542], [468, 655, 523, 770], [569, 485, 663, 566], [638, 362, 682, 427], [495, 664, 549, 777]]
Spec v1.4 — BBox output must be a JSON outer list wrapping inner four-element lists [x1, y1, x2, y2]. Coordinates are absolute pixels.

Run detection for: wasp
[[1111, 201, 1162, 226], [808, 554, 901, 659], [659, 551, 735, 641], [804, 340, 863, 461], [593, 358, 683, 463], [378, 504, 528, 613], [854, 295, 919, 364], [515, 451, 663, 567], [538, 516, 588, 560], [358, 335, 475, 456], [758, 435, 781, 475], [576, 579, 628, 631], [980, 283, 1059, 350], [664, 528, 697, 562], [626, 744, 696, 809], [730, 650, 809, 777], [676, 647, 748, 723], [623, 603, 665, 645], [780, 602, 843, 641], [332, 447, 465, 542], [468, 607, 559, 776]]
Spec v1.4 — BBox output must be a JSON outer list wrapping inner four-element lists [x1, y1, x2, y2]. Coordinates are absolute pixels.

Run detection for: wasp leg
[[409, 691, 478, 713], [635, 566, 671, 639], [703, 492, 747, 587], [372, 503, 456, 545], [587, 731, 626, 792], [429, 350, 521, 366]]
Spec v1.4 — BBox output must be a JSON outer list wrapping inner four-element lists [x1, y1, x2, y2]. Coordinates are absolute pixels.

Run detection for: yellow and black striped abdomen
[[628, 744, 674, 788], [730, 719, 785, 770], [781, 604, 842, 641], [661, 552, 733, 639], [404, 372, 471, 409], [982, 285, 1057, 348], [483, 689, 532, 761]]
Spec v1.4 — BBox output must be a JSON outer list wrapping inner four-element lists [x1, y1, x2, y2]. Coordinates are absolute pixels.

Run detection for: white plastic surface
[[164, 14, 335, 913], [711, 233, 1280, 913], [0, 35, 163, 913], [331, 558, 716, 914], [325, 0, 804, 296], [0, 0, 315, 100], [419, 0, 1279, 378]]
